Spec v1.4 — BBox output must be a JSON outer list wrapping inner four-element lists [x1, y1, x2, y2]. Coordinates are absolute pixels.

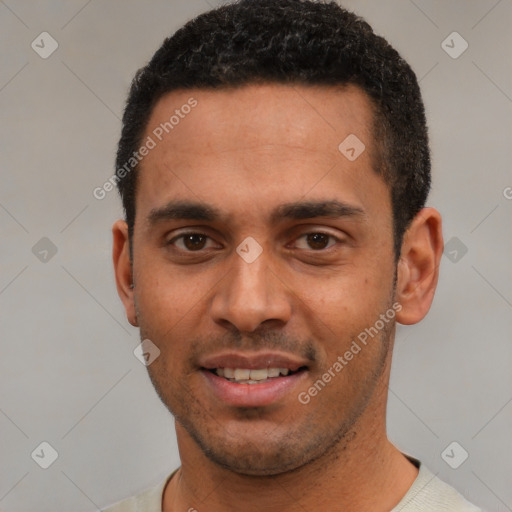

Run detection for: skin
[[113, 83, 443, 511]]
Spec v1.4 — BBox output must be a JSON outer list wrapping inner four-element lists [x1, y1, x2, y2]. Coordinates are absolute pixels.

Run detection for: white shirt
[[102, 459, 482, 511]]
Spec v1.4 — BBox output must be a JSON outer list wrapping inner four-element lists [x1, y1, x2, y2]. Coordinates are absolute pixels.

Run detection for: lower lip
[[201, 370, 307, 407]]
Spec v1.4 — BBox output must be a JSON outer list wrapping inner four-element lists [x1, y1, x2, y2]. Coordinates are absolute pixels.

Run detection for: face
[[123, 84, 399, 475]]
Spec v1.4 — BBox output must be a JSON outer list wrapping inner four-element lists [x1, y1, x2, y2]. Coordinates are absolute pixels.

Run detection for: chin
[[182, 416, 351, 477], [202, 442, 310, 476]]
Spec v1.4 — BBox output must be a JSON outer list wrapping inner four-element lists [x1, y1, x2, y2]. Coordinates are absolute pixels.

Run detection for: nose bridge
[[233, 252, 270, 301], [210, 246, 291, 332]]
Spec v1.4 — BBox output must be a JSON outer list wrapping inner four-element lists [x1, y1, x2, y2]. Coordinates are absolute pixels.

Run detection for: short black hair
[[115, 0, 430, 258]]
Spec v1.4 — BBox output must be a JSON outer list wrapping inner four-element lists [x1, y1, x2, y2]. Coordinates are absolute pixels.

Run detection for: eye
[[294, 232, 338, 250], [169, 233, 216, 251]]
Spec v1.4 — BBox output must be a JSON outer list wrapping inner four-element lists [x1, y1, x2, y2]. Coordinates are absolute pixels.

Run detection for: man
[[107, 0, 482, 510]]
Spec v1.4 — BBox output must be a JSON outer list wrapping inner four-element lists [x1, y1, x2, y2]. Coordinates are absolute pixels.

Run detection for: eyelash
[[169, 233, 219, 251], [167, 231, 341, 252], [293, 232, 338, 250]]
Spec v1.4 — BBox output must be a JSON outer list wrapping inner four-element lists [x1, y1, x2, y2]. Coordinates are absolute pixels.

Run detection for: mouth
[[205, 366, 307, 384], [199, 352, 310, 407]]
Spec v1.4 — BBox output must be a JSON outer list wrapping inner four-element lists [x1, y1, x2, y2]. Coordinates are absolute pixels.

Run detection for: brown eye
[[306, 233, 331, 250], [167, 231, 222, 257], [182, 234, 207, 250], [293, 232, 338, 251]]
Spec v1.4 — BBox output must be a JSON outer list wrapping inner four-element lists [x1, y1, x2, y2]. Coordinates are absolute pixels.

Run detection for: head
[[113, 0, 443, 476], [116, 0, 431, 258]]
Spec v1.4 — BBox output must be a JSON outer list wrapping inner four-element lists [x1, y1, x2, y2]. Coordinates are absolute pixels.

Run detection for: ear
[[112, 219, 138, 327], [395, 208, 443, 325]]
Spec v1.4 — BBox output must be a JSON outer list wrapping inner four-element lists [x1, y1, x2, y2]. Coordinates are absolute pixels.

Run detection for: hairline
[[127, 80, 398, 258]]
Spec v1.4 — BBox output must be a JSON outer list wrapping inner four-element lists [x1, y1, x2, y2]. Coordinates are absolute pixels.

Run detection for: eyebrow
[[147, 199, 366, 226], [270, 200, 366, 222], [147, 200, 223, 224]]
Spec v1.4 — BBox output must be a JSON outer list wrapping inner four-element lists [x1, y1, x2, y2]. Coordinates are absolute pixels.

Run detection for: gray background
[[0, 0, 511, 510]]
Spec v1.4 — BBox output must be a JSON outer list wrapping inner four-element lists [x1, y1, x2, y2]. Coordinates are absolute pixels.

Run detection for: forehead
[[145, 83, 375, 155], [134, 83, 388, 225]]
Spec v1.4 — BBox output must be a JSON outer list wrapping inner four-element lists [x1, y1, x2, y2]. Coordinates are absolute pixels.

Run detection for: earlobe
[[395, 208, 444, 325], [112, 220, 138, 327]]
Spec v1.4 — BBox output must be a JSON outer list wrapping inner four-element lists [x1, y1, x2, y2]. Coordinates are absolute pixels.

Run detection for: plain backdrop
[[1, 1, 511, 511]]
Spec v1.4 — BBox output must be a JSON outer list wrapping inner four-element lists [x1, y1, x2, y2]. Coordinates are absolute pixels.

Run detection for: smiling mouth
[[205, 367, 308, 384]]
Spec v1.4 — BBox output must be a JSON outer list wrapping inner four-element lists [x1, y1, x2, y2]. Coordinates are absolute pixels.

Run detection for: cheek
[[295, 267, 394, 339], [134, 249, 209, 320], [133, 266, 193, 351]]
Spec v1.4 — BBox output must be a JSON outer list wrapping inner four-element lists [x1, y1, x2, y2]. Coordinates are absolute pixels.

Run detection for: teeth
[[267, 368, 280, 377], [249, 369, 268, 381], [233, 369, 250, 380], [214, 367, 293, 382]]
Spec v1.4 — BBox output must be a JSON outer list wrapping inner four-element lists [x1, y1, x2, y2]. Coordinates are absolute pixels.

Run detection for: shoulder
[[101, 471, 175, 512], [392, 460, 483, 512]]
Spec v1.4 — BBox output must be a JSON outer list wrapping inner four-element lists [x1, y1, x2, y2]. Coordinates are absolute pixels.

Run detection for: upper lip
[[199, 351, 309, 372]]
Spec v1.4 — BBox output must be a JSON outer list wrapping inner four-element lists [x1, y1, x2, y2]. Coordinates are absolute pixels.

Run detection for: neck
[[163, 381, 418, 512]]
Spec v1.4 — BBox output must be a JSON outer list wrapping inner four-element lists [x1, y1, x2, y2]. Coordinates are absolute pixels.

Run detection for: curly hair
[[115, 0, 430, 258]]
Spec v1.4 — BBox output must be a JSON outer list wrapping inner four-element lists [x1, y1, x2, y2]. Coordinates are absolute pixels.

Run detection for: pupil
[[185, 234, 206, 250], [307, 233, 328, 250]]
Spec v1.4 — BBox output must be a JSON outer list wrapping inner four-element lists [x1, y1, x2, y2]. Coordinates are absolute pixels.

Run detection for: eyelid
[[292, 231, 341, 250], [165, 227, 347, 251], [165, 226, 218, 241], [290, 223, 347, 239], [167, 230, 221, 250]]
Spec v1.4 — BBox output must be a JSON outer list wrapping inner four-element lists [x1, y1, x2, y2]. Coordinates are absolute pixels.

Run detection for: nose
[[210, 248, 292, 333]]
